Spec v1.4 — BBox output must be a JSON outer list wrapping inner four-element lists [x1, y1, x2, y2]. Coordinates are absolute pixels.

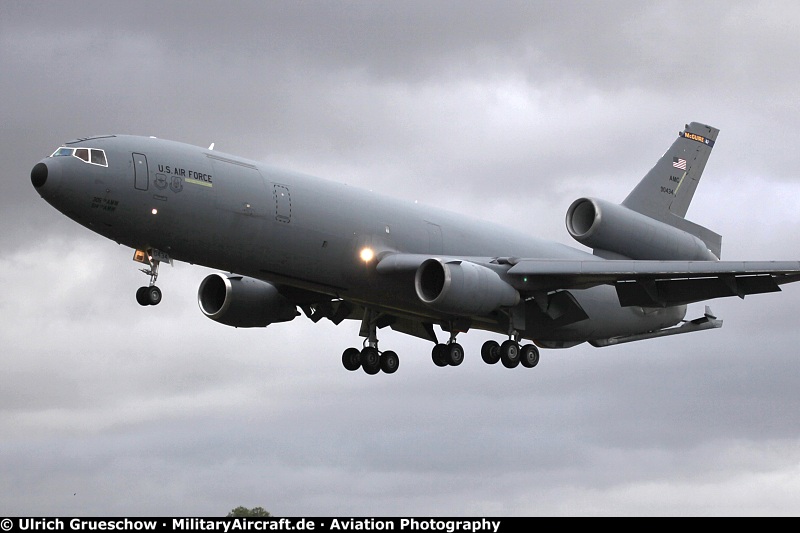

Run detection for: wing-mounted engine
[[415, 258, 520, 315], [566, 197, 718, 260], [198, 273, 299, 328]]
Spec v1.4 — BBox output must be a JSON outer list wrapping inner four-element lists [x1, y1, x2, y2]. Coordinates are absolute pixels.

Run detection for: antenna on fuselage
[[208, 142, 215, 150]]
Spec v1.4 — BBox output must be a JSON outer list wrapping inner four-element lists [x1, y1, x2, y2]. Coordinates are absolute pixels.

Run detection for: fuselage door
[[133, 153, 149, 191], [273, 184, 291, 223], [426, 222, 443, 254]]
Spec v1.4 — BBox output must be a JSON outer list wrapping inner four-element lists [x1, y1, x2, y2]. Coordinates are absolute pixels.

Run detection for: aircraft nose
[[31, 161, 48, 188], [31, 160, 62, 197]]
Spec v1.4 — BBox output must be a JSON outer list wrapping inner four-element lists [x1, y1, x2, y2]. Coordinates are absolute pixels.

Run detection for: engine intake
[[415, 259, 520, 315], [198, 273, 298, 328], [566, 197, 717, 260]]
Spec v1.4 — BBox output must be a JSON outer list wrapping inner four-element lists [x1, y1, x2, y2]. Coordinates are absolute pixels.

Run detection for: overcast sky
[[3, 0, 800, 517]]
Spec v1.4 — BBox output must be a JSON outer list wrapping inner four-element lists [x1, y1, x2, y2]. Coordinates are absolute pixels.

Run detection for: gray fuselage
[[33, 134, 686, 345]]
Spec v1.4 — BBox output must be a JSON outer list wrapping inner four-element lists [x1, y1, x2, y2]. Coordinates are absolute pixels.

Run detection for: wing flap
[[615, 275, 781, 307]]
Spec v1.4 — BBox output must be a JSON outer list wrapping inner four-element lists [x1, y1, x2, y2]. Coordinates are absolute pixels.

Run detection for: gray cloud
[[3, 0, 800, 517]]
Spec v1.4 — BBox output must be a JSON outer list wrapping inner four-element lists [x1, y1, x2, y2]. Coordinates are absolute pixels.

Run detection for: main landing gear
[[339, 311, 541, 374], [432, 322, 539, 370], [341, 336, 540, 374], [341, 345, 399, 375], [135, 253, 162, 306], [480, 338, 540, 369], [341, 309, 400, 375], [431, 331, 465, 367], [478, 318, 540, 369]]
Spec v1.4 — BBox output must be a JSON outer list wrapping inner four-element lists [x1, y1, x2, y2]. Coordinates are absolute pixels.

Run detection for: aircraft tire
[[147, 286, 162, 306], [380, 351, 399, 374], [446, 343, 464, 366], [481, 340, 500, 364], [342, 348, 361, 371], [431, 344, 448, 367], [500, 340, 520, 368], [520, 344, 540, 368], [136, 286, 150, 306], [361, 347, 381, 375]]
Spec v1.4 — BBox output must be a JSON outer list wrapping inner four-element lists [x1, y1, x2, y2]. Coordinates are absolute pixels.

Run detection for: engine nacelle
[[415, 259, 520, 316], [197, 273, 298, 328], [566, 197, 717, 260]]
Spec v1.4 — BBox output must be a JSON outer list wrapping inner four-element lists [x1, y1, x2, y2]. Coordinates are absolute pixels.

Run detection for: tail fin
[[622, 122, 722, 258]]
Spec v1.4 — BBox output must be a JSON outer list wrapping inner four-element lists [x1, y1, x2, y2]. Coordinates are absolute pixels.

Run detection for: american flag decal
[[672, 157, 687, 170]]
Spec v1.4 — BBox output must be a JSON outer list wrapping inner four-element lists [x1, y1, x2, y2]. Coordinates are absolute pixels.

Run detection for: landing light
[[151, 208, 158, 215], [360, 247, 375, 263]]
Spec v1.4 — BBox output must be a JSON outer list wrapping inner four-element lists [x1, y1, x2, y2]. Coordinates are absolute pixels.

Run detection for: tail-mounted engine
[[566, 197, 718, 260], [415, 258, 520, 315], [198, 273, 299, 328]]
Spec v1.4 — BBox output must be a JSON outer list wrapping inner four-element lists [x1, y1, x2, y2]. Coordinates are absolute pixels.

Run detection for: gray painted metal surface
[[30, 123, 800, 373]]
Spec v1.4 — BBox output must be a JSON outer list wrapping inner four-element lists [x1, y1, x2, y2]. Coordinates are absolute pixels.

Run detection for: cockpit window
[[49, 146, 108, 167], [90, 149, 107, 166], [51, 147, 74, 157]]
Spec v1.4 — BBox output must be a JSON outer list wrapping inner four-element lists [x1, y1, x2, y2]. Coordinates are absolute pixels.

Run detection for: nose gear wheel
[[135, 251, 163, 306]]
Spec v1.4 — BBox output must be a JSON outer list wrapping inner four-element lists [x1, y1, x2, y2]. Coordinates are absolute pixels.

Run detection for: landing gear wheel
[[481, 340, 500, 364], [500, 340, 520, 368], [146, 286, 162, 306], [361, 347, 381, 375], [445, 343, 464, 366], [520, 344, 540, 368], [342, 348, 361, 371], [432, 344, 448, 367], [380, 351, 399, 374], [136, 286, 150, 306]]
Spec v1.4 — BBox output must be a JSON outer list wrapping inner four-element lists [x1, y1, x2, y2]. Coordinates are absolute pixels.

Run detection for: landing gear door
[[133, 152, 149, 191]]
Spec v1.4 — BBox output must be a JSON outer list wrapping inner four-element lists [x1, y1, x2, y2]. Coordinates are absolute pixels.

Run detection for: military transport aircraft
[[30, 122, 800, 375]]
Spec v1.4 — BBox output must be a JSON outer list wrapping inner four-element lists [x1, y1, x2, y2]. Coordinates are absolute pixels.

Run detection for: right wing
[[376, 253, 800, 309], [506, 259, 800, 307]]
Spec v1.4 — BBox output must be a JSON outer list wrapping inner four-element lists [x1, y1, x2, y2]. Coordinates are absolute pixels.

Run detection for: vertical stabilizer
[[621, 122, 722, 258]]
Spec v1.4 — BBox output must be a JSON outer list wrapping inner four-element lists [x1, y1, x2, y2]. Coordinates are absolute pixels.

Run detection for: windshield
[[50, 146, 108, 167]]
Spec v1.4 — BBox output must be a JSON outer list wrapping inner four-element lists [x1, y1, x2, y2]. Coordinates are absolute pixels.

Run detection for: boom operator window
[[50, 146, 108, 167]]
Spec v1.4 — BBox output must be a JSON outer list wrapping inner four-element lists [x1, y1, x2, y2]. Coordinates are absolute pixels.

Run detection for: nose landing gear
[[133, 248, 168, 306], [136, 284, 162, 306]]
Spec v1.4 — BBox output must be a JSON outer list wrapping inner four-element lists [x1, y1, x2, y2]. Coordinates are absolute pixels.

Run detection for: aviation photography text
[[5, 518, 504, 533]]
